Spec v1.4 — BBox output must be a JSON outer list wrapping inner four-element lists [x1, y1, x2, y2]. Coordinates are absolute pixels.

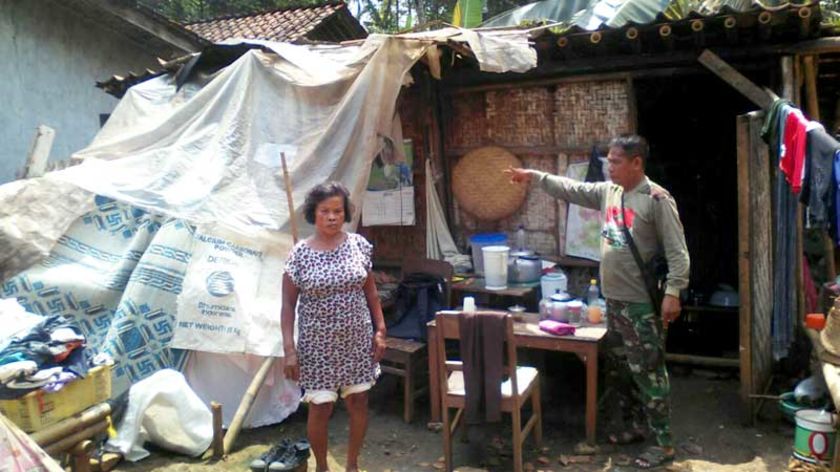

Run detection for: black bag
[[620, 193, 668, 318], [386, 272, 445, 341]]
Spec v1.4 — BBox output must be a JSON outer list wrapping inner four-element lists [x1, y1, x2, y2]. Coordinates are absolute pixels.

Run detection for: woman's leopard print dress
[[284, 232, 380, 391]]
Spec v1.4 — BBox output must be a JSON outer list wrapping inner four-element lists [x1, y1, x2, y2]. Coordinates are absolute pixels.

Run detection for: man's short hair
[[609, 135, 649, 165]]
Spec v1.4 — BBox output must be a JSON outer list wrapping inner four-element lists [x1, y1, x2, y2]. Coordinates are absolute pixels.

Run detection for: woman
[[282, 181, 387, 472]]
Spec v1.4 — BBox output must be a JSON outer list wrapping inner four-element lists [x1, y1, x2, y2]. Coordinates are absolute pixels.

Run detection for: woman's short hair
[[303, 181, 353, 224]]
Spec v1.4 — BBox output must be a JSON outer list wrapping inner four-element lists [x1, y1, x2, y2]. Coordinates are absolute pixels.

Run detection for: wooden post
[[223, 152, 299, 454], [211, 401, 223, 459], [736, 111, 774, 424], [21, 125, 55, 179], [70, 440, 93, 472], [803, 54, 837, 282], [737, 114, 753, 422]]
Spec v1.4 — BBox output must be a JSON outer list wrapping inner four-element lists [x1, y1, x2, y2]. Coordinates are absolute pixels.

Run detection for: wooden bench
[[381, 336, 428, 423]]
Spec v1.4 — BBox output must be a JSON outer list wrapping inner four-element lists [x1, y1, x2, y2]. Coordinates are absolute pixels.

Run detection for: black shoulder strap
[[620, 192, 662, 318]]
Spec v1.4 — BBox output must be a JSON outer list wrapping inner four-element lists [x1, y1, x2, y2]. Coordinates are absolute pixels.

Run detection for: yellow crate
[[0, 364, 111, 432]]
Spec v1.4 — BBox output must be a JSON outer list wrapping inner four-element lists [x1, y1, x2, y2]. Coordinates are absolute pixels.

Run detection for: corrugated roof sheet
[[184, 2, 353, 43], [482, 0, 818, 31]]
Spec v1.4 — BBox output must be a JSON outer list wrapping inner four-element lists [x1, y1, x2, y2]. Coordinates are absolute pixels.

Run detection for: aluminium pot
[[508, 251, 542, 283]]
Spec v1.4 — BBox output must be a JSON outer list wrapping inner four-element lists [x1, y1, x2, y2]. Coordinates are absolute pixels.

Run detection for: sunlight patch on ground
[[669, 456, 769, 472]]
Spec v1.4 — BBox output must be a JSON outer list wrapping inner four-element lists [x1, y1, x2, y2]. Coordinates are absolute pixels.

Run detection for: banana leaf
[[453, 0, 484, 28]]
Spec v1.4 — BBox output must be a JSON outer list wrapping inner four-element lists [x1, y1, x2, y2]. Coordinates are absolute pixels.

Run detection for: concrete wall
[[0, 0, 161, 184]]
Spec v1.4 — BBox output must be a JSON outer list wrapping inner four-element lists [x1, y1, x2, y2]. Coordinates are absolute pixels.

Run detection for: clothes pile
[[0, 298, 102, 399]]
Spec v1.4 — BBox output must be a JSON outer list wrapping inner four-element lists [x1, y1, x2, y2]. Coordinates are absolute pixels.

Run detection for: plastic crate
[[0, 364, 111, 432]]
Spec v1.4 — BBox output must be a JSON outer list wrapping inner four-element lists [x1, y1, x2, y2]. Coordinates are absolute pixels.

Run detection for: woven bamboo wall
[[446, 79, 634, 258], [364, 77, 634, 284]]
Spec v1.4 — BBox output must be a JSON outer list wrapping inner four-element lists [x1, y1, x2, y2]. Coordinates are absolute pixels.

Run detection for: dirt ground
[[114, 361, 797, 472]]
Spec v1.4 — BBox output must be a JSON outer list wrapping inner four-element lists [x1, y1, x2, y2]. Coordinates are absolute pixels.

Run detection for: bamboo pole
[[31, 403, 111, 446], [43, 420, 108, 456], [223, 152, 299, 455]]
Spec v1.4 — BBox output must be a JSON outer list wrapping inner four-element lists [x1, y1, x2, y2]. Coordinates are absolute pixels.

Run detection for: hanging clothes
[[584, 146, 606, 183], [780, 108, 809, 194], [801, 125, 840, 228]]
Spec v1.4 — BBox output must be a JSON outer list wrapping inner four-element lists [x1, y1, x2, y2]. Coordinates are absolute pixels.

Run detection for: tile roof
[[185, 2, 354, 43]]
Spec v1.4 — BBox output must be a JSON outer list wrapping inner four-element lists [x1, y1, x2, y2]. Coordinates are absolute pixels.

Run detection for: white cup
[[463, 296, 476, 313]]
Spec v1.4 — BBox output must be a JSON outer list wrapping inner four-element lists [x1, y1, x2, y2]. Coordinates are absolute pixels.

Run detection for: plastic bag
[[106, 369, 212, 461]]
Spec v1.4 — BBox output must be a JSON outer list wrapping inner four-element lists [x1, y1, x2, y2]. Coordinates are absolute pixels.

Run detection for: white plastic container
[[541, 271, 568, 299], [482, 245, 510, 290]]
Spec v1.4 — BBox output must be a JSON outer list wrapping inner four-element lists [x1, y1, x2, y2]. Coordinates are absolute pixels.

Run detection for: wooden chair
[[380, 256, 453, 423], [434, 311, 542, 472]]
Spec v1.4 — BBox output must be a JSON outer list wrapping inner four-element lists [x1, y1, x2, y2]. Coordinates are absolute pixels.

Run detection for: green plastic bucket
[[793, 409, 837, 464]]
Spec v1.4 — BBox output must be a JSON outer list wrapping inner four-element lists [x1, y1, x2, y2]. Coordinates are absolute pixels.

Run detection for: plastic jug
[[482, 245, 510, 290], [541, 271, 567, 299]]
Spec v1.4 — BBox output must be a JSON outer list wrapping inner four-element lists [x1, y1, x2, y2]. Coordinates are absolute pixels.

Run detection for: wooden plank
[[789, 37, 840, 54], [626, 77, 638, 133], [22, 125, 55, 179], [748, 111, 773, 425], [446, 144, 609, 158], [736, 114, 753, 421], [698, 50, 774, 109], [802, 55, 837, 282], [803, 55, 821, 121], [96, 1, 204, 53]]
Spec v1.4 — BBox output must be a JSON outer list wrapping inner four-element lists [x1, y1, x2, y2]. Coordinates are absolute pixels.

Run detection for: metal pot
[[508, 251, 542, 283]]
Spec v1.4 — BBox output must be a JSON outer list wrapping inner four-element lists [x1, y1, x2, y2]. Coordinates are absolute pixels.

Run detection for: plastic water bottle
[[515, 225, 526, 251], [587, 278, 599, 306], [587, 279, 602, 324]]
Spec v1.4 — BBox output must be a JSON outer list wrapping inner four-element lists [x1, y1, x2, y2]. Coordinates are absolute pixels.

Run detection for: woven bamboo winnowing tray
[[452, 146, 526, 221]]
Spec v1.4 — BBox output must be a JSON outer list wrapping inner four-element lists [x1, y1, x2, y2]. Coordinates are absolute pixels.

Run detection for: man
[[505, 135, 689, 469]]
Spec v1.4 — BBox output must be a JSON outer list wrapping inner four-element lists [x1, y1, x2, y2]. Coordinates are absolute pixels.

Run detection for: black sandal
[[634, 446, 675, 469]]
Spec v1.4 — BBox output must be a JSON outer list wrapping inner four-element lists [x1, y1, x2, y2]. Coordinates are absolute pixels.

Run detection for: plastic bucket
[[793, 409, 837, 464], [482, 245, 509, 290], [541, 271, 568, 299], [470, 233, 508, 275]]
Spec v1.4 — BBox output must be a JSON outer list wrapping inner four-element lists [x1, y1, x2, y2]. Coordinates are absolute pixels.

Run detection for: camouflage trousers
[[604, 299, 672, 447]]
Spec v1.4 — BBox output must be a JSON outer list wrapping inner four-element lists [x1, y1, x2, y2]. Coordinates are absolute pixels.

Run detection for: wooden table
[[451, 277, 540, 311], [427, 318, 606, 445]]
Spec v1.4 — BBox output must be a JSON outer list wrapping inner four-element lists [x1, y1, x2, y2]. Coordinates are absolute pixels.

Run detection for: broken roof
[[183, 2, 367, 43], [61, 0, 207, 56]]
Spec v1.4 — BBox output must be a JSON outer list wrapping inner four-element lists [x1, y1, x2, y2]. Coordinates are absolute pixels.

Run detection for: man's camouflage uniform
[[605, 299, 671, 447]]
